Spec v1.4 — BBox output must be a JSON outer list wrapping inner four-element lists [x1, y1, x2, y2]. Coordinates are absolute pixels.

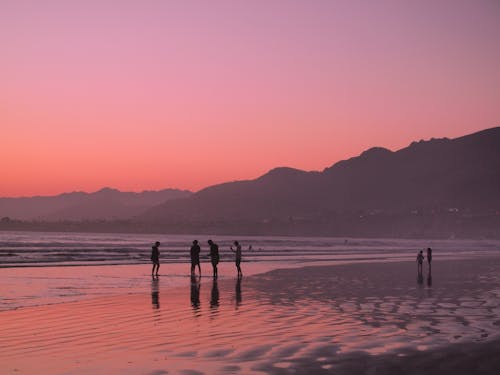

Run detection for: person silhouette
[[416, 250, 424, 275], [207, 239, 219, 278], [427, 247, 433, 271], [190, 240, 201, 275], [190, 274, 201, 311], [151, 241, 160, 276], [230, 240, 243, 277]]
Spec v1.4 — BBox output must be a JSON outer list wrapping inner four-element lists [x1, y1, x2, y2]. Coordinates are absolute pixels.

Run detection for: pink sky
[[1, 0, 499, 197]]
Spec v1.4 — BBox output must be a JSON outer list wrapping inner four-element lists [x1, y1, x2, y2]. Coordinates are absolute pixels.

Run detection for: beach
[[2, 256, 500, 374]]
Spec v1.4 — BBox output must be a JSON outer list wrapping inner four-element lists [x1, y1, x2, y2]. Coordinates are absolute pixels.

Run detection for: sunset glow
[[2, 0, 499, 197]]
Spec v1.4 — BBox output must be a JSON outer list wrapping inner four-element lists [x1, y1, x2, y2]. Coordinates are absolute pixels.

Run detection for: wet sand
[[1, 258, 500, 374]]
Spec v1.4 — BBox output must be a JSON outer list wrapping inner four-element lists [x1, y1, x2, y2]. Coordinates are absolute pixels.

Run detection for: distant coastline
[[1, 209, 499, 239]]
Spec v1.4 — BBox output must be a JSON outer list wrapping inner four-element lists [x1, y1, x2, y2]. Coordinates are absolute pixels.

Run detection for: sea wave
[[1, 231, 499, 267]]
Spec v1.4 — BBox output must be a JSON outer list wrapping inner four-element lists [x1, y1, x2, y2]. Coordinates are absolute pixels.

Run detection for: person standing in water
[[230, 240, 243, 277], [151, 241, 160, 276], [416, 250, 424, 275], [207, 239, 219, 278], [427, 247, 433, 271], [190, 240, 201, 275]]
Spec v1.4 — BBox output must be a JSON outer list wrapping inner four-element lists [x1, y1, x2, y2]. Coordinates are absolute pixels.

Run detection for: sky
[[1, 0, 499, 197]]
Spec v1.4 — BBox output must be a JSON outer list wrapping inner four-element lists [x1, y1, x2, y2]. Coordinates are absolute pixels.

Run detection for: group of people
[[416, 247, 432, 274], [154, 241, 433, 279], [151, 239, 243, 278]]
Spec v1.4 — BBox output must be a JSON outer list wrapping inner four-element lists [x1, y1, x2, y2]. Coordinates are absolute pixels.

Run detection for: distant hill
[[2, 127, 499, 238], [0, 188, 192, 220], [140, 127, 500, 238]]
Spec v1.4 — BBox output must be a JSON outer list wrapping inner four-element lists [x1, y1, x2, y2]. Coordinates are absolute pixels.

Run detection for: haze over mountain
[[140, 127, 500, 237], [0, 188, 192, 221], [1, 127, 499, 238]]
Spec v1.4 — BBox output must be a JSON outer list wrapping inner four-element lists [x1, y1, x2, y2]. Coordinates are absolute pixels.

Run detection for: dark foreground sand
[[1, 258, 500, 374], [265, 339, 500, 375]]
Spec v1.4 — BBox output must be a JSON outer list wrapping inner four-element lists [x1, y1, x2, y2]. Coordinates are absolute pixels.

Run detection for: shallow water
[[1, 231, 499, 267], [0, 262, 306, 311]]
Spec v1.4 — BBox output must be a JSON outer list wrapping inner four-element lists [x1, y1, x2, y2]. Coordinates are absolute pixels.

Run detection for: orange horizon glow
[[2, 1, 500, 198]]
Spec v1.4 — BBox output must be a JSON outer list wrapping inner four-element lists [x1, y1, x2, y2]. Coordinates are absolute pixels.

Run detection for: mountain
[[2, 127, 498, 238], [319, 127, 500, 211], [141, 127, 500, 237], [0, 188, 192, 221]]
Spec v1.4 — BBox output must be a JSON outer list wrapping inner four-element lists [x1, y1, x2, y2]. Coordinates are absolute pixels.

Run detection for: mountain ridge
[[138, 126, 500, 237], [0, 188, 192, 220], [2, 127, 499, 238]]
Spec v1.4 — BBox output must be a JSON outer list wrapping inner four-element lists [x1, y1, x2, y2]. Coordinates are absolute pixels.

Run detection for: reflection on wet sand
[[417, 271, 424, 287], [2, 259, 500, 375], [210, 278, 219, 310], [190, 274, 201, 313], [235, 276, 242, 309], [151, 276, 160, 309]]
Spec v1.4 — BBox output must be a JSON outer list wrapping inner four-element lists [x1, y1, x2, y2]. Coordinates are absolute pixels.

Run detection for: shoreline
[[3, 255, 500, 311]]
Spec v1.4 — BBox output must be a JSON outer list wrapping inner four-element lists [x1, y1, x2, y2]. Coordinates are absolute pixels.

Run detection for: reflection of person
[[190, 275, 201, 310], [190, 240, 201, 275], [417, 272, 424, 286], [151, 241, 160, 276], [235, 276, 242, 308], [210, 278, 219, 309], [427, 247, 433, 270], [207, 239, 219, 278], [151, 277, 160, 309], [230, 240, 243, 277], [416, 250, 424, 274]]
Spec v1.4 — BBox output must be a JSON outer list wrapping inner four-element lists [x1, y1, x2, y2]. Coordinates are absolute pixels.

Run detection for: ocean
[[1, 230, 499, 268]]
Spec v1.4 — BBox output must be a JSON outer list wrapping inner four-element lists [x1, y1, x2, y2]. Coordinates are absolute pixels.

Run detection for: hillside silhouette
[[140, 127, 500, 237], [2, 127, 499, 238], [0, 188, 192, 220]]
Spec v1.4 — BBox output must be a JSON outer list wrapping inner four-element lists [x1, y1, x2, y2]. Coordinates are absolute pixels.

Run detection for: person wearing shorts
[[416, 250, 424, 274], [151, 241, 160, 276], [190, 240, 201, 275], [427, 247, 432, 271], [207, 239, 219, 278], [231, 240, 243, 277]]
